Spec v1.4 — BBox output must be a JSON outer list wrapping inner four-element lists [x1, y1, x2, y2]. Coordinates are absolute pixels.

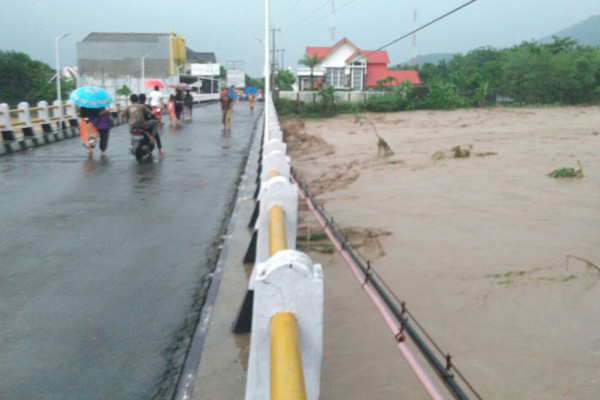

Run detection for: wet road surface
[[0, 103, 262, 399]]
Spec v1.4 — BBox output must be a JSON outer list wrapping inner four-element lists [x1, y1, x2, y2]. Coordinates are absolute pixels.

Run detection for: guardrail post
[[236, 173, 298, 332], [51, 100, 66, 133], [65, 100, 79, 136], [0, 103, 15, 143], [17, 102, 34, 138], [37, 101, 53, 135], [244, 160, 293, 264], [245, 250, 323, 400]]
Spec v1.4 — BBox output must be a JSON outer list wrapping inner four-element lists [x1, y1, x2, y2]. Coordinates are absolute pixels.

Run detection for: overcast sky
[[2, 0, 599, 77]]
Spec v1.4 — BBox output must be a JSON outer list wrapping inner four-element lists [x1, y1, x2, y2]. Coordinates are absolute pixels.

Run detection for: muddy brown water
[[286, 106, 600, 399]]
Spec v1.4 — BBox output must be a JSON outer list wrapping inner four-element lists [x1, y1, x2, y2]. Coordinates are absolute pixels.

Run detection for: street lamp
[[55, 32, 70, 129], [141, 53, 151, 93], [264, 0, 270, 137]]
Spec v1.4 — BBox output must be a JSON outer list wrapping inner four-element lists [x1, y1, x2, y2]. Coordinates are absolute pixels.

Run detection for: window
[[351, 68, 364, 91], [326, 68, 345, 88]]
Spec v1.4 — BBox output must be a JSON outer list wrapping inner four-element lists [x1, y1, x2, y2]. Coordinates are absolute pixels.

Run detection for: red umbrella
[[144, 79, 164, 89]]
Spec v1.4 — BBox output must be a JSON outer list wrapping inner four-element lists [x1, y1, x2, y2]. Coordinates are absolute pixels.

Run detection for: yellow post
[[270, 312, 306, 400], [169, 32, 175, 75], [269, 205, 287, 256]]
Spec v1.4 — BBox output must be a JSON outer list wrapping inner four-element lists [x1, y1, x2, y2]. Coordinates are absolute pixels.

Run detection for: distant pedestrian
[[219, 88, 234, 131], [247, 92, 256, 113], [148, 85, 164, 124], [174, 89, 184, 125], [167, 95, 175, 124], [184, 91, 194, 120]]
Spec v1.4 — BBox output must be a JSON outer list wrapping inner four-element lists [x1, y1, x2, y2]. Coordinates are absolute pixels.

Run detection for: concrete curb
[[172, 111, 264, 400]]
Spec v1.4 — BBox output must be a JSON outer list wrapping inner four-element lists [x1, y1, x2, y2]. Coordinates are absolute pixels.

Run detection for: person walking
[[88, 107, 113, 156], [174, 89, 184, 125], [167, 95, 175, 124], [79, 107, 100, 157], [247, 92, 256, 113], [219, 88, 234, 131], [147, 85, 164, 124], [184, 91, 194, 120]]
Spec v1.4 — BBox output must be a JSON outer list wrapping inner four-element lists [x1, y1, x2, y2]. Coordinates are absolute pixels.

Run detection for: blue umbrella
[[69, 86, 113, 108], [245, 86, 258, 95]]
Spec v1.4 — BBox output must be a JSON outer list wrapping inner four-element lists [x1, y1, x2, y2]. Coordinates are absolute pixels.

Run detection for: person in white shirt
[[148, 86, 164, 124]]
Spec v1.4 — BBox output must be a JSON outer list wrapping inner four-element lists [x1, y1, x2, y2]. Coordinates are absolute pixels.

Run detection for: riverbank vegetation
[[275, 37, 600, 118], [0, 51, 76, 108]]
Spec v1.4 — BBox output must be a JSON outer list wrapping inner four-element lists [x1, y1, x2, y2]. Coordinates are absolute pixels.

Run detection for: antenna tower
[[330, 0, 335, 44], [410, 9, 418, 66]]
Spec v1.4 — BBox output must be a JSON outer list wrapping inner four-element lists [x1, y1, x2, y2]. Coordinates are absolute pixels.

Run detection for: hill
[[396, 15, 600, 67], [395, 53, 455, 67], [540, 15, 600, 46]]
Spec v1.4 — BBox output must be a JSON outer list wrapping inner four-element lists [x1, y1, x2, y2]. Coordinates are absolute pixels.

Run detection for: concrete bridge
[[0, 102, 262, 399]]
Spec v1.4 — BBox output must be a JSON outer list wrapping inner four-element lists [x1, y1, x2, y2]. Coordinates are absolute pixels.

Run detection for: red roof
[[306, 37, 360, 61], [307, 46, 390, 65], [365, 68, 421, 87], [306, 47, 330, 60]]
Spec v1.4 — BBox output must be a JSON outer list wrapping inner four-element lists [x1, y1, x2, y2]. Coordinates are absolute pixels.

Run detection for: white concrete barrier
[[240, 94, 324, 400], [246, 250, 323, 400]]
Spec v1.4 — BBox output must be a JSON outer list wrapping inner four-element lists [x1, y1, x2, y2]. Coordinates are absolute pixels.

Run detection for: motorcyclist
[[138, 94, 165, 156], [122, 94, 155, 139]]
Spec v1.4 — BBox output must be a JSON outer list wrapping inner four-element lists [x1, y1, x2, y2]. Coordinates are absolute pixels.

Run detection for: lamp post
[[55, 33, 70, 129], [264, 0, 270, 138], [141, 53, 151, 93]]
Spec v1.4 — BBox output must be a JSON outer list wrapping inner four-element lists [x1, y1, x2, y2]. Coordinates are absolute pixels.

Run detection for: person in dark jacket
[[88, 107, 113, 156], [184, 91, 194, 120], [174, 89, 184, 125]]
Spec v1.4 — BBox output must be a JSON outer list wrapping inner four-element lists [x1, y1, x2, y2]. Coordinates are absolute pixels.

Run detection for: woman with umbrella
[[70, 86, 113, 157], [245, 87, 258, 113]]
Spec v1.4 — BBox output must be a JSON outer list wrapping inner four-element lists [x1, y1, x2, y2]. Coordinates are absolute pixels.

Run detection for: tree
[[115, 85, 132, 97], [0, 50, 73, 107], [245, 74, 264, 90], [275, 70, 295, 91], [299, 54, 320, 90]]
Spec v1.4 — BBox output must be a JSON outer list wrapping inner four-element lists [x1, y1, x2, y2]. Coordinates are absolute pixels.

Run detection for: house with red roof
[[298, 38, 420, 91]]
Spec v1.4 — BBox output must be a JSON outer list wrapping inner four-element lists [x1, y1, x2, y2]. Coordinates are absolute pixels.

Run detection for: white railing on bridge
[[237, 94, 324, 400]]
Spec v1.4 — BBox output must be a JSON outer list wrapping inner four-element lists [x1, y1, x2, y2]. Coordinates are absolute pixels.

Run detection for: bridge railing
[[0, 94, 215, 156], [236, 94, 324, 400]]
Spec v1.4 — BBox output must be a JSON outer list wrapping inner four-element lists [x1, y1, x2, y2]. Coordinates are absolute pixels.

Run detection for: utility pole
[[280, 49, 285, 71], [270, 27, 281, 91], [410, 9, 418, 66]]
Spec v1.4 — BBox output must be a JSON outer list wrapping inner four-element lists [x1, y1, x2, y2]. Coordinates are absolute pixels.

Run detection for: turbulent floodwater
[[286, 106, 600, 399]]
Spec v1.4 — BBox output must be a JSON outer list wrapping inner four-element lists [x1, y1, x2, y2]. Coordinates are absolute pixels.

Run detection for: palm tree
[[299, 54, 320, 90]]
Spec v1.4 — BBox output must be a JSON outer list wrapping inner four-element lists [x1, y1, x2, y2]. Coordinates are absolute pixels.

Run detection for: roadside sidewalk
[[185, 116, 263, 400]]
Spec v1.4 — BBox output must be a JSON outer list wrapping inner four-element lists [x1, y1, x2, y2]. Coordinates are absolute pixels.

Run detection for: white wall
[[318, 42, 357, 69]]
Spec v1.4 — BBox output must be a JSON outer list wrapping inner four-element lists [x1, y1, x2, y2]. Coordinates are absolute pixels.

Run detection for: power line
[[287, 0, 331, 29], [288, 0, 357, 31], [277, 0, 304, 25], [359, 0, 478, 62]]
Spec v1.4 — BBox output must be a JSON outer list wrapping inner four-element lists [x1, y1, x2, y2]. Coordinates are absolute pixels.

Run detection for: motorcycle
[[130, 127, 155, 162]]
